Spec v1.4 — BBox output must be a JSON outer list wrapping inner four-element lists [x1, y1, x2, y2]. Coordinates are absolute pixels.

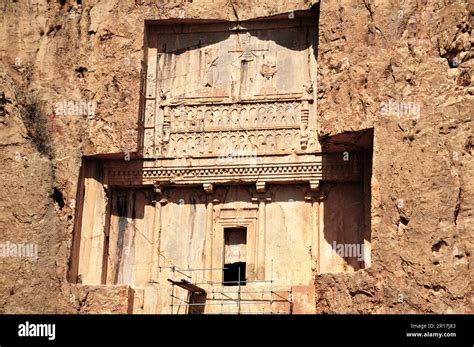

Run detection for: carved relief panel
[[141, 13, 318, 159]]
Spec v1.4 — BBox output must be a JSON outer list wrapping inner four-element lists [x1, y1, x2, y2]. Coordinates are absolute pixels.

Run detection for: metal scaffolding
[[162, 264, 293, 314]]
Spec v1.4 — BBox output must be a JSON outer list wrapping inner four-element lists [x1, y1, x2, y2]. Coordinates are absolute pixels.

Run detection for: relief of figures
[[165, 129, 299, 158], [169, 102, 301, 132]]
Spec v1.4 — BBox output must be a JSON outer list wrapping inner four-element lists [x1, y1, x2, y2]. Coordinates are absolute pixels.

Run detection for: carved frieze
[[150, 100, 320, 157], [168, 101, 301, 132], [105, 158, 363, 187]]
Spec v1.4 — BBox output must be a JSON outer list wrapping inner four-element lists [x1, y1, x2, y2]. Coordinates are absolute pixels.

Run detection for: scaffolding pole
[[270, 259, 273, 314], [166, 264, 293, 314]]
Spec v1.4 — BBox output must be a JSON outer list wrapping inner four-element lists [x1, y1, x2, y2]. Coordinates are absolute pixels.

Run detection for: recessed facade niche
[[69, 11, 373, 314]]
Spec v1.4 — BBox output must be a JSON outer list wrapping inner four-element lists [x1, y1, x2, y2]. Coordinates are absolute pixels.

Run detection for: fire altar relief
[[139, 13, 319, 161]]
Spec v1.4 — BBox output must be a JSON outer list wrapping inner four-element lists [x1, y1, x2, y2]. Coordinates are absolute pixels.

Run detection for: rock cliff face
[[0, 0, 471, 313], [316, 0, 472, 313]]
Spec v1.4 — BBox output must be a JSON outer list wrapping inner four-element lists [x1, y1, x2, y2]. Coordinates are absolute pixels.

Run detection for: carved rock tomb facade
[[69, 11, 373, 314]]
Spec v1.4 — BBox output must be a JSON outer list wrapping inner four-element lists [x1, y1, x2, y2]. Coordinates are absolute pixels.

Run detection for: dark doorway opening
[[223, 262, 246, 286], [223, 227, 247, 286]]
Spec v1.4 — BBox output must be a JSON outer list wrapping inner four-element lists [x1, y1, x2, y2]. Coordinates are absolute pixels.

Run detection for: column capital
[[153, 182, 163, 195], [203, 183, 214, 194], [256, 181, 266, 193], [309, 179, 320, 192]]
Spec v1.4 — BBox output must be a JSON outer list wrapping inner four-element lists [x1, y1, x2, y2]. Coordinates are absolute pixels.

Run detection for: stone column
[[255, 192, 269, 281], [311, 194, 319, 275], [149, 198, 161, 284], [306, 186, 320, 277], [306, 183, 327, 275], [210, 195, 222, 284], [152, 183, 166, 285], [203, 184, 214, 281], [317, 191, 327, 273]]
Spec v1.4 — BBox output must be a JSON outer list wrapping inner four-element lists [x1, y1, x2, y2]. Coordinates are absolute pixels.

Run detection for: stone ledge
[[67, 284, 134, 314]]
